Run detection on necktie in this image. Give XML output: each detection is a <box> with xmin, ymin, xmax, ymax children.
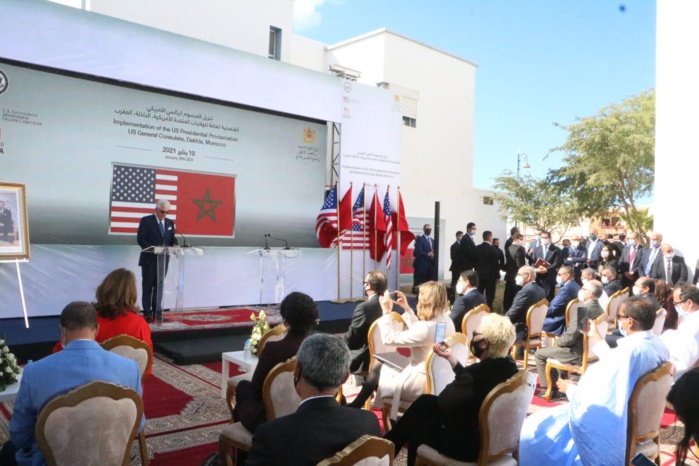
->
<box><xmin>159</xmin><ymin>220</ymin><xmax>165</xmax><ymax>238</ymax></box>
<box><xmin>666</xmin><ymin>259</ymin><xmax>673</xmax><ymax>285</ymax></box>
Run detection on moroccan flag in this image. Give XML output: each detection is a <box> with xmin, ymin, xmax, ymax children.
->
<box><xmin>368</xmin><ymin>188</ymin><xmax>386</xmax><ymax>262</ymax></box>
<box><xmin>340</xmin><ymin>186</ymin><xmax>369</xmax><ymax>249</ymax></box>
<box><xmin>109</xmin><ymin>164</ymin><xmax>235</xmax><ymax>236</ymax></box>
<box><xmin>392</xmin><ymin>190</ymin><xmax>415</xmax><ymax>256</ymax></box>
<box><xmin>316</xmin><ymin>184</ymin><xmax>339</xmax><ymax>248</ymax></box>
<box><xmin>338</xmin><ymin>186</ymin><xmax>354</xmax><ymax>234</ymax></box>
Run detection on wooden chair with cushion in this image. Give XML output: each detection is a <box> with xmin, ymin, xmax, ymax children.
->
<box><xmin>564</xmin><ymin>299</ymin><xmax>580</xmax><ymax>328</ymax></box>
<box><xmin>317</xmin><ymin>434</ymin><xmax>395</xmax><ymax>466</ymax></box>
<box><xmin>461</xmin><ymin>305</ymin><xmax>490</xmax><ymax>364</ymax></box>
<box><xmin>651</xmin><ymin>309</ymin><xmax>666</xmax><ymax>337</ymax></box>
<box><xmin>510</xmin><ymin>299</ymin><xmax>549</xmax><ymax>370</ymax></box>
<box><xmin>36</xmin><ymin>381</ymin><xmax>143</xmax><ymax>466</ymax></box>
<box><xmin>605</xmin><ymin>288</ymin><xmax>629</xmax><ymax>326</ymax></box>
<box><xmin>625</xmin><ymin>361</ymin><xmax>675</xmax><ymax>466</ymax></box>
<box><xmin>382</xmin><ymin>332</ymin><xmax>468</xmax><ymax>433</ymax></box>
<box><xmin>414</xmin><ymin>370</ymin><xmax>537</xmax><ymax>466</ymax></box>
<box><xmin>100</xmin><ymin>334</ymin><xmax>152</xmax><ymax>465</ymax></box>
<box><xmin>219</xmin><ymin>357</ymin><xmax>301</xmax><ymax>466</ymax></box>
<box><xmin>543</xmin><ymin>312</ymin><xmax>609</xmax><ymax>402</ymax></box>
<box><xmin>226</xmin><ymin>324</ymin><xmax>287</xmax><ymax>420</ymax></box>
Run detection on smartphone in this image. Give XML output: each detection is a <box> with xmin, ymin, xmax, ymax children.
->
<box><xmin>630</xmin><ymin>453</ymin><xmax>656</xmax><ymax>466</ymax></box>
<box><xmin>577</xmin><ymin>306</ymin><xmax>589</xmax><ymax>333</ymax></box>
<box><xmin>389</xmin><ymin>291</ymin><xmax>399</xmax><ymax>301</ymax></box>
<box><xmin>434</xmin><ymin>322</ymin><xmax>447</xmax><ymax>344</ymax></box>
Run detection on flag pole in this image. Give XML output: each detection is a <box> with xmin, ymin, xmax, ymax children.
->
<box><xmin>348</xmin><ymin>182</ymin><xmax>354</xmax><ymax>300</ymax></box>
<box><xmin>386</xmin><ymin>184</ymin><xmax>391</xmax><ymax>279</ymax></box>
<box><xmin>373</xmin><ymin>184</ymin><xmax>379</xmax><ymax>269</ymax></box>
<box><xmin>335</xmin><ymin>181</ymin><xmax>342</xmax><ymax>301</ymax></box>
<box><xmin>396</xmin><ymin>186</ymin><xmax>402</xmax><ymax>292</ymax></box>
<box><xmin>362</xmin><ymin>183</ymin><xmax>366</xmax><ymax>299</ymax></box>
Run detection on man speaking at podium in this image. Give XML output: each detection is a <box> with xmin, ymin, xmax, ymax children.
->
<box><xmin>137</xmin><ymin>199</ymin><xmax>178</xmax><ymax>322</ymax></box>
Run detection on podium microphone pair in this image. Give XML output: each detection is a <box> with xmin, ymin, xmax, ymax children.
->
<box><xmin>264</xmin><ymin>234</ymin><xmax>290</xmax><ymax>250</ymax></box>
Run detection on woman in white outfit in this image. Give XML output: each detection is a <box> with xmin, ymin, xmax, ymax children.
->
<box><xmin>349</xmin><ymin>281</ymin><xmax>455</xmax><ymax>415</ymax></box>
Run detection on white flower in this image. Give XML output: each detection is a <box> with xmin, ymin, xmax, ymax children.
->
<box><xmin>7</xmin><ymin>353</ymin><xmax>15</xmax><ymax>362</ymax></box>
<box><xmin>2</xmin><ymin>347</ymin><xmax>8</xmax><ymax>354</ymax></box>
<box><xmin>5</xmin><ymin>367</ymin><xmax>12</xmax><ymax>374</ymax></box>
<box><xmin>0</xmin><ymin>339</ymin><xmax>5</xmax><ymax>346</ymax></box>
<box><xmin>259</xmin><ymin>310</ymin><xmax>266</xmax><ymax>320</ymax></box>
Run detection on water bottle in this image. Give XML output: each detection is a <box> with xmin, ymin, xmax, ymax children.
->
<box><xmin>244</xmin><ymin>339</ymin><xmax>252</xmax><ymax>360</ymax></box>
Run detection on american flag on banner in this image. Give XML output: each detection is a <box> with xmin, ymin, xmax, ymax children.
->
<box><xmin>109</xmin><ymin>164</ymin><xmax>235</xmax><ymax>236</ymax></box>
<box><xmin>340</xmin><ymin>186</ymin><xmax>369</xmax><ymax>249</ymax></box>
<box><xmin>316</xmin><ymin>184</ymin><xmax>339</xmax><ymax>248</ymax></box>
<box><xmin>383</xmin><ymin>188</ymin><xmax>393</xmax><ymax>269</ymax></box>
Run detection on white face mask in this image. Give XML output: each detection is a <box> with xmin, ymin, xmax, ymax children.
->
<box><xmin>541</xmin><ymin>238</ymin><xmax>550</xmax><ymax>246</ymax></box>
<box><xmin>556</xmin><ymin>276</ymin><xmax>564</xmax><ymax>286</ymax></box>
<box><xmin>456</xmin><ymin>281</ymin><xmax>464</xmax><ymax>295</ymax></box>
<box><xmin>676</xmin><ymin>304</ymin><xmax>690</xmax><ymax>320</ymax></box>
<box><xmin>577</xmin><ymin>289</ymin><xmax>588</xmax><ymax>302</ymax></box>
<box><xmin>601</xmin><ymin>276</ymin><xmax>609</xmax><ymax>284</ymax></box>
<box><xmin>618</xmin><ymin>319</ymin><xmax>628</xmax><ymax>337</ymax></box>
<box><xmin>664</xmin><ymin>253</ymin><xmax>674</xmax><ymax>260</ymax></box>
<box><xmin>515</xmin><ymin>276</ymin><xmax>524</xmax><ymax>287</ymax></box>
<box><xmin>601</xmin><ymin>251</ymin><xmax>609</xmax><ymax>259</ymax></box>
<box><xmin>632</xmin><ymin>286</ymin><xmax>641</xmax><ymax>296</ymax></box>
<box><xmin>582</xmin><ymin>279</ymin><xmax>589</xmax><ymax>287</ymax></box>
<box><xmin>572</xmin><ymin>241</ymin><xmax>579</xmax><ymax>248</ymax></box>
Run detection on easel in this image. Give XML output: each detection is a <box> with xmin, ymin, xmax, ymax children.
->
<box><xmin>1</xmin><ymin>259</ymin><xmax>29</xmax><ymax>328</ymax></box>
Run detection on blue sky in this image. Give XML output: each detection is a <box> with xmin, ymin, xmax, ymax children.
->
<box><xmin>293</xmin><ymin>0</ymin><xmax>656</xmax><ymax>191</ymax></box>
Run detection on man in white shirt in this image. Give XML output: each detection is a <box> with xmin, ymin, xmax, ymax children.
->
<box><xmin>661</xmin><ymin>283</ymin><xmax>699</xmax><ymax>380</ymax></box>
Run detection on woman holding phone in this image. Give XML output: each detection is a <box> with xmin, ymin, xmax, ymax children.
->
<box><xmin>348</xmin><ymin>281</ymin><xmax>455</xmax><ymax>415</ymax></box>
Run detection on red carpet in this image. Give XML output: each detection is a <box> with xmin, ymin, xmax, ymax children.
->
<box><xmin>152</xmin><ymin>307</ymin><xmax>282</xmax><ymax>333</ymax></box>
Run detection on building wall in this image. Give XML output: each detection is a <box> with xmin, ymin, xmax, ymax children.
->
<box><xmin>290</xmin><ymin>34</ymin><xmax>327</xmax><ymax>72</ymax></box>
<box><xmin>655</xmin><ymin>0</ymin><xmax>698</xmax><ymax>280</ymax></box>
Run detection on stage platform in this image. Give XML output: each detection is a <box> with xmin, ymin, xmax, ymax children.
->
<box><xmin>0</xmin><ymin>299</ymin><xmax>368</xmax><ymax>365</ymax></box>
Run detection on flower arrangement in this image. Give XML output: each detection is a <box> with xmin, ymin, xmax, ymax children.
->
<box><xmin>249</xmin><ymin>310</ymin><xmax>271</xmax><ymax>356</ymax></box>
<box><xmin>0</xmin><ymin>339</ymin><xmax>22</xmax><ymax>391</ymax></box>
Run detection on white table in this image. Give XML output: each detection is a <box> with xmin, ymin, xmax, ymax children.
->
<box><xmin>221</xmin><ymin>350</ymin><xmax>258</xmax><ymax>398</ymax></box>
<box><xmin>0</xmin><ymin>374</ymin><xmax>22</xmax><ymax>403</ymax></box>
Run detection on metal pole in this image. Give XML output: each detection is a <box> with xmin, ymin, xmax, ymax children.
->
<box><xmin>433</xmin><ymin>201</ymin><xmax>440</xmax><ymax>282</ymax></box>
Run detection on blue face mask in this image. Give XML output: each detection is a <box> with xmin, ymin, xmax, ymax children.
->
<box><xmin>589</xmin><ymin>235</ymin><xmax>597</xmax><ymax>241</ymax></box>
<box><xmin>627</xmin><ymin>239</ymin><xmax>636</xmax><ymax>246</ymax></box>
<box><xmin>676</xmin><ymin>305</ymin><xmax>690</xmax><ymax>320</ymax></box>
<box><xmin>618</xmin><ymin>320</ymin><xmax>628</xmax><ymax>337</ymax></box>
<box><xmin>651</xmin><ymin>240</ymin><xmax>659</xmax><ymax>248</ymax></box>
<box><xmin>556</xmin><ymin>276</ymin><xmax>564</xmax><ymax>286</ymax></box>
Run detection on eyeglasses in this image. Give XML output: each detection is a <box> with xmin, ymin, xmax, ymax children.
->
<box><xmin>618</xmin><ymin>314</ymin><xmax>630</xmax><ymax>320</ymax></box>
<box><xmin>674</xmin><ymin>299</ymin><xmax>687</xmax><ymax>305</ymax></box>
<box><xmin>158</xmin><ymin>209</ymin><xmax>169</xmax><ymax>214</ymax></box>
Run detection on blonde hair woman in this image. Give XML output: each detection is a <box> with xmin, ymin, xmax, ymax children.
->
<box><xmin>349</xmin><ymin>281</ymin><xmax>455</xmax><ymax>414</ymax></box>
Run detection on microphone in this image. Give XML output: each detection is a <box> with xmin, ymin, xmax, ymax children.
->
<box><xmin>271</xmin><ymin>236</ymin><xmax>290</xmax><ymax>249</ymax></box>
<box><xmin>264</xmin><ymin>234</ymin><xmax>270</xmax><ymax>250</ymax></box>
<box><xmin>175</xmin><ymin>228</ymin><xmax>189</xmax><ymax>248</ymax></box>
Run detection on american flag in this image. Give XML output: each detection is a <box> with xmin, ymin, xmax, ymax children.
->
<box><xmin>383</xmin><ymin>189</ymin><xmax>393</xmax><ymax>269</ymax></box>
<box><xmin>340</xmin><ymin>186</ymin><xmax>369</xmax><ymax>248</ymax></box>
<box><xmin>109</xmin><ymin>165</ymin><xmax>178</xmax><ymax>234</ymax></box>
<box><xmin>316</xmin><ymin>184</ymin><xmax>339</xmax><ymax>248</ymax></box>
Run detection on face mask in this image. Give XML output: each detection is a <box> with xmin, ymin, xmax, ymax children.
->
<box><xmin>676</xmin><ymin>305</ymin><xmax>690</xmax><ymax>320</ymax></box>
<box><xmin>589</xmin><ymin>235</ymin><xmax>597</xmax><ymax>241</ymax></box>
<box><xmin>456</xmin><ymin>281</ymin><xmax>464</xmax><ymax>295</ymax></box>
<box><xmin>601</xmin><ymin>251</ymin><xmax>609</xmax><ymax>259</ymax></box>
<box><xmin>536</xmin><ymin>235</ymin><xmax>541</xmax><ymax>241</ymax></box>
<box><xmin>627</xmin><ymin>239</ymin><xmax>636</xmax><ymax>246</ymax></box>
<box><xmin>582</xmin><ymin>279</ymin><xmax>589</xmax><ymax>287</ymax></box>
<box><xmin>651</xmin><ymin>240</ymin><xmax>659</xmax><ymax>248</ymax></box>
<box><xmin>572</xmin><ymin>241</ymin><xmax>579</xmax><ymax>248</ymax></box>
<box><xmin>618</xmin><ymin>320</ymin><xmax>628</xmax><ymax>337</ymax></box>
<box><xmin>542</xmin><ymin>238</ymin><xmax>550</xmax><ymax>246</ymax></box>
<box><xmin>470</xmin><ymin>339</ymin><xmax>487</xmax><ymax>359</ymax></box>
<box><xmin>577</xmin><ymin>290</ymin><xmax>588</xmax><ymax>302</ymax></box>
<box><xmin>664</xmin><ymin>253</ymin><xmax>674</xmax><ymax>260</ymax></box>
<box><xmin>601</xmin><ymin>276</ymin><xmax>609</xmax><ymax>284</ymax></box>
<box><xmin>471</xmin><ymin>230</ymin><xmax>477</xmax><ymax>236</ymax></box>
<box><xmin>425</xmin><ymin>229</ymin><xmax>432</xmax><ymax>236</ymax></box>
<box><xmin>632</xmin><ymin>286</ymin><xmax>641</xmax><ymax>296</ymax></box>
<box><xmin>515</xmin><ymin>276</ymin><xmax>524</xmax><ymax>287</ymax></box>
<box><xmin>556</xmin><ymin>276</ymin><xmax>564</xmax><ymax>286</ymax></box>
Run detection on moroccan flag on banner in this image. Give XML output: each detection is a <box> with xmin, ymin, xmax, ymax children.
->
<box><xmin>392</xmin><ymin>190</ymin><xmax>415</xmax><ymax>256</ymax></box>
<box><xmin>109</xmin><ymin>164</ymin><xmax>236</xmax><ymax>236</ymax></box>
<box><xmin>368</xmin><ymin>188</ymin><xmax>386</xmax><ymax>262</ymax></box>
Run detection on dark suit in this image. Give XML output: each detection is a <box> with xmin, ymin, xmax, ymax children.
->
<box><xmin>506</xmin><ymin>282</ymin><xmax>546</xmax><ymax>342</ymax></box>
<box><xmin>449</xmin><ymin>288</ymin><xmax>487</xmax><ymax>331</ymax></box>
<box><xmin>384</xmin><ymin>357</ymin><xmax>518</xmax><ymax>464</ymax></box>
<box><xmin>603</xmin><ymin>278</ymin><xmax>623</xmax><ymax>297</ymax></box>
<box><xmin>458</xmin><ymin>234</ymin><xmax>476</xmax><ymax>272</ymax></box>
<box><xmin>619</xmin><ymin>244</ymin><xmax>648</xmax><ymax>289</ymax></box>
<box><xmin>0</xmin><ymin>208</ymin><xmax>13</xmax><ymax>242</ymax></box>
<box><xmin>413</xmin><ymin>234</ymin><xmax>435</xmax><ymax>286</ymax></box>
<box><xmin>563</xmin><ymin>245</ymin><xmax>587</xmax><ymax>283</ymax></box>
<box><xmin>344</xmin><ymin>294</ymin><xmax>383</xmax><ymax>373</ymax></box>
<box><xmin>247</xmin><ymin>397</ymin><xmax>380</xmax><ymax>466</ymax></box>
<box><xmin>586</xmin><ymin>240</ymin><xmax>603</xmax><ymax>270</ymax></box>
<box><xmin>449</xmin><ymin>240</ymin><xmax>461</xmax><ymax>287</ymax></box>
<box><xmin>137</xmin><ymin>214</ymin><xmax>178</xmax><ymax>318</ymax></box>
<box><xmin>644</xmin><ymin>246</ymin><xmax>663</xmax><ymax>277</ymax></box>
<box><xmin>535</xmin><ymin>300</ymin><xmax>604</xmax><ymax>387</ymax></box>
<box><xmin>474</xmin><ymin>242</ymin><xmax>500</xmax><ymax>308</ymax></box>
<box><xmin>542</xmin><ymin>279</ymin><xmax>580</xmax><ymax>335</ymax></box>
<box><xmin>504</xmin><ymin>243</ymin><xmax>526</xmax><ymax>312</ymax></box>
<box><xmin>650</xmin><ymin>255</ymin><xmax>688</xmax><ymax>286</ymax></box>
<box><xmin>535</xmin><ymin>245</ymin><xmax>562</xmax><ymax>302</ymax></box>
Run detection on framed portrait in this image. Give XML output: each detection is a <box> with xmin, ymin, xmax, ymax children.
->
<box><xmin>0</xmin><ymin>183</ymin><xmax>30</xmax><ymax>260</ymax></box>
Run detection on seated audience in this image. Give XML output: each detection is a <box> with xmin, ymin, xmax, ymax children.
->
<box><xmin>344</xmin><ymin>271</ymin><xmax>386</xmax><ymax>373</ymax></box>
<box><xmin>505</xmin><ymin>266</ymin><xmax>546</xmax><ymax>343</ymax></box>
<box><xmin>542</xmin><ymin>265</ymin><xmax>579</xmax><ymax>335</ymax></box>
<box><xmin>667</xmin><ymin>367</ymin><xmax>699</xmax><ymax>466</ymax></box>
<box><xmin>234</xmin><ymin>292</ymin><xmax>318</xmax><ymax>433</ymax></box>
<box><xmin>52</xmin><ymin>268</ymin><xmax>153</xmax><ymax>354</ymax></box>
<box><xmin>601</xmin><ymin>265</ymin><xmax>622</xmax><ymax>297</ymax></box>
<box><xmin>580</xmin><ymin>267</ymin><xmax>599</xmax><ymax>285</ymax></box>
<box><xmin>349</xmin><ymin>282</ymin><xmax>455</xmax><ymax>412</ymax></box>
<box><xmin>534</xmin><ymin>280</ymin><xmax>605</xmax><ymax>400</ymax></box>
<box><xmin>654</xmin><ymin>279</ymin><xmax>677</xmax><ymax>330</ymax></box>
<box><xmin>448</xmin><ymin>270</ymin><xmax>487</xmax><ymax>330</ymax></box>
<box><xmin>9</xmin><ymin>302</ymin><xmax>143</xmax><ymax>466</ymax></box>
<box><xmin>246</xmin><ymin>334</ymin><xmax>380</xmax><ymax>466</ymax></box>
<box><xmin>607</xmin><ymin>276</ymin><xmax>662</xmax><ymax>348</ymax></box>
<box><xmin>383</xmin><ymin>313</ymin><xmax>517</xmax><ymax>466</ymax></box>
<box><xmin>520</xmin><ymin>296</ymin><xmax>669</xmax><ymax>465</ymax></box>
<box><xmin>660</xmin><ymin>283</ymin><xmax>699</xmax><ymax>380</ymax></box>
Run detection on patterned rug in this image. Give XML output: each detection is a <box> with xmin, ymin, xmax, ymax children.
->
<box><xmin>151</xmin><ymin>307</ymin><xmax>281</xmax><ymax>333</ymax></box>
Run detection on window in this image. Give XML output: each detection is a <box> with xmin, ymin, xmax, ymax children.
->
<box><xmin>482</xmin><ymin>196</ymin><xmax>494</xmax><ymax>206</ymax></box>
<box><xmin>402</xmin><ymin>116</ymin><xmax>417</xmax><ymax>128</ymax></box>
<box><xmin>269</xmin><ymin>27</ymin><xmax>281</xmax><ymax>60</ymax></box>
